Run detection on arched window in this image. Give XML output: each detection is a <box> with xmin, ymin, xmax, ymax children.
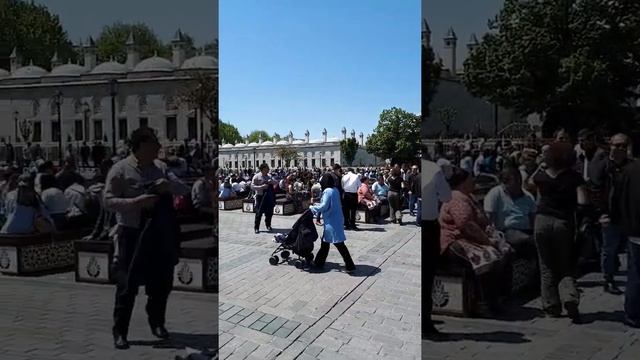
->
<box><xmin>138</xmin><ymin>95</ymin><xmax>148</xmax><ymax>112</ymax></box>
<box><xmin>165</xmin><ymin>95</ymin><xmax>177</xmax><ymax>111</ymax></box>
<box><xmin>92</xmin><ymin>97</ymin><xmax>102</xmax><ymax>113</ymax></box>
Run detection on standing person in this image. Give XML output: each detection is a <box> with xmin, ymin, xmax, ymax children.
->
<box><xmin>422</xmin><ymin>159</ymin><xmax>451</xmax><ymax>339</ymax></box>
<box><xmin>618</xmin><ymin>158</ymin><xmax>640</xmax><ymax>328</ymax></box>
<box><xmin>310</xmin><ymin>173</ymin><xmax>356</xmax><ymax>273</ymax></box>
<box><xmin>104</xmin><ymin>127</ymin><xmax>188</xmax><ymax>349</ymax></box>
<box><xmin>80</xmin><ymin>141</ymin><xmax>91</xmax><ymax>167</ymax></box>
<box><xmin>341</xmin><ymin>168</ymin><xmax>360</xmax><ymax>230</ymax></box>
<box><xmin>407</xmin><ymin>165</ymin><xmax>420</xmax><ymax>217</ymax></box>
<box><xmin>532</xmin><ymin>141</ymin><xmax>587</xmax><ymax>323</ymax></box>
<box><xmin>589</xmin><ymin>133</ymin><xmax>632</xmax><ymax>295</ymax></box>
<box><xmin>4</xmin><ymin>140</ymin><xmax>14</xmax><ymax>166</ymax></box>
<box><xmin>387</xmin><ymin>165</ymin><xmax>405</xmax><ymax>225</ymax></box>
<box><xmin>251</xmin><ymin>163</ymin><xmax>276</xmax><ymax>234</ymax></box>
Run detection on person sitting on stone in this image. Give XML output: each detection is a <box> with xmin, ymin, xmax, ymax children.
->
<box><xmin>34</xmin><ymin>160</ymin><xmax>55</xmax><ymax>195</ymax></box>
<box><xmin>192</xmin><ymin>165</ymin><xmax>215</xmax><ymax>219</ymax></box>
<box><xmin>1</xmin><ymin>174</ymin><xmax>55</xmax><ymax>234</ymax></box>
<box><xmin>40</xmin><ymin>174</ymin><xmax>70</xmax><ymax>230</ymax></box>
<box><xmin>372</xmin><ymin>175</ymin><xmax>389</xmax><ymax>204</ymax></box>
<box><xmin>56</xmin><ymin>156</ymin><xmax>82</xmax><ymax>191</ymax></box>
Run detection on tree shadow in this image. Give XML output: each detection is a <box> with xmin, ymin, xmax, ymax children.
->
<box><xmin>425</xmin><ymin>330</ymin><xmax>530</xmax><ymax>343</ymax></box>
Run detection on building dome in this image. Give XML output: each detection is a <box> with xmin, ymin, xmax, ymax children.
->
<box><xmin>50</xmin><ymin>63</ymin><xmax>87</xmax><ymax>77</ymax></box>
<box><xmin>309</xmin><ymin>139</ymin><xmax>323</xmax><ymax>144</ymax></box>
<box><xmin>247</xmin><ymin>142</ymin><xmax>259</xmax><ymax>147</ymax></box>
<box><xmin>0</xmin><ymin>68</ymin><xmax>9</xmax><ymax>78</ymax></box>
<box><xmin>221</xmin><ymin>143</ymin><xmax>234</xmax><ymax>148</ymax></box>
<box><xmin>276</xmin><ymin>140</ymin><xmax>289</xmax><ymax>145</ymax></box>
<box><xmin>261</xmin><ymin>141</ymin><xmax>274</xmax><ymax>146</ymax></box>
<box><xmin>327</xmin><ymin>137</ymin><xmax>340</xmax><ymax>142</ymax></box>
<box><xmin>134</xmin><ymin>56</ymin><xmax>175</xmax><ymax>72</ymax></box>
<box><xmin>11</xmin><ymin>64</ymin><xmax>48</xmax><ymax>78</ymax></box>
<box><xmin>292</xmin><ymin>140</ymin><xmax>304</xmax><ymax>145</ymax></box>
<box><xmin>234</xmin><ymin>143</ymin><xmax>246</xmax><ymax>148</ymax></box>
<box><xmin>91</xmin><ymin>61</ymin><xmax>127</xmax><ymax>74</ymax></box>
<box><xmin>181</xmin><ymin>55</ymin><xmax>218</xmax><ymax>70</ymax></box>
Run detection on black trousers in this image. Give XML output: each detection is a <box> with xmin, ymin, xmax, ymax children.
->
<box><xmin>113</xmin><ymin>227</ymin><xmax>174</xmax><ymax>336</ymax></box>
<box><xmin>254</xmin><ymin>194</ymin><xmax>273</xmax><ymax>230</ymax></box>
<box><xmin>422</xmin><ymin>219</ymin><xmax>440</xmax><ymax>332</ymax></box>
<box><xmin>314</xmin><ymin>241</ymin><xmax>355</xmax><ymax>270</ymax></box>
<box><xmin>343</xmin><ymin>192</ymin><xmax>358</xmax><ymax>228</ymax></box>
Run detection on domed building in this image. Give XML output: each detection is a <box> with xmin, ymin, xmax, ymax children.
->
<box><xmin>0</xmin><ymin>29</ymin><xmax>217</xmax><ymax>161</ymax></box>
<box><xmin>219</xmin><ymin>128</ymin><xmax>378</xmax><ymax>170</ymax></box>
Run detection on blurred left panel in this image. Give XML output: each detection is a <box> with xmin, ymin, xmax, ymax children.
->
<box><xmin>0</xmin><ymin>0</ymin><xmax>218</xmax><ymax>358</ymax></box>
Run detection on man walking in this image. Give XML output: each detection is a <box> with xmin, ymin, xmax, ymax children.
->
<box><xmin>341</xmin><ymin>167</ymin><xmax>361</xmax><ymax>230</ymax></box>
<box><xmin>252</xmin><ymin>163</ymin><xmax>276</xmax><ymax>233</ymax></box>
<box><xmin>407</xmin><ymin>165</ymin><xmax>420</xmax><ymax>217</ymax></box>
<box><xmin>422</xmin><ymin>159</ymin><xmax>451</xmax><ymax>339</ymax></box>
<box><xmin>105</xmin><ymin>127</ymin><xmax>188</xmax><ymax>349</ymax></box>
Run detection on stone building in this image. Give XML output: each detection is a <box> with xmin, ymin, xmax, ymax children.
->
<box><xmin>0</xmin><ymin>30</ymin><xmax>218</xmax><ymax>161</ymax></box>
<box><xmin>220</xmin><ymin>128</ymin><xmax>379</xmax><ymax>170</ymax></box>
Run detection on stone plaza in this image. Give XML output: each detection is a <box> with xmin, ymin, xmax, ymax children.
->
<box><xmin>218</xmin><ymin>209</ymin><xmax>422</xmax><ymax>359</ymax></box>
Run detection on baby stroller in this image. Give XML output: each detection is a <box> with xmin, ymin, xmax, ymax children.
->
<box><xmin>269</xmin><ymin>209</ymin><xmax>318</xmax><ymax>268</ymax></box>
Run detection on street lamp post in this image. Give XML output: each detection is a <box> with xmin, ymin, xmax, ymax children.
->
<box><xmin>109</xmin><ymin>79</ymin><xmax>118</xmax><ymax>156</ymax></box>
<box><xmin>53</xmin><ymin>91</ymin><xmax>63</xmax><ymax>163</ymax></box>
<box><xmin>82</xmin><ymin>101</ymin><xmax>90</xmax><ymax>142</ymax></box>
<box><xmin>13</xmin><ymin>111</ymin><xmax>18</xmax><ymax>142</ymax></box>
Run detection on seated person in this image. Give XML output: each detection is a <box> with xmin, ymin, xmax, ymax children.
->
<box><xmin>166</xmin><ymin>147</ymin><xmax>188</xmax><ymax>177</ymax></box>
<box><xmin>484</xmin><ymin>167</ymin><xmax>537</xmax><ymax>258</ymax></box>
<box><xmin>371</xmin><ymin>175</ymin><xmax>389</xmax><ymax>204</ymax></box>
<box><xmin>357</xmin><ymin>178</ymin><xmax>379</xmax><ymax>210</ymax></box>
<box><xmin>439</xmin><ymin>167</ymin><xmax>512</xmax><ymax>315</ymax></box>
<box><xmin>218</xmin><ymin>180</ymin><xmax>236</xmax><ymax>201</ymax></box>
<box><xmin>310</xmin><ymin>179</ymin><xmax>322</xmax><ymax>203</ymax></box>
<box><xmin>192</xmin><ymin>165</ymin><xmax>215</xmax><ymax>218</ymax></box>
<box><xmin>56</xmin><ymin>156</ymin><xmax>83</xmax><ymax>191</ymax></box>
<box><xmin>1</xmin><ymin>175</ymin><xmax>55</xmax><ymax>234</ymax></box>
<box><xmin>64</xmin><ymin>178</ymin><xmax>92</xmax><ymax>221</ymax></box>
<box><xmin>40</xmin><ymin>174</ymin><xmax>71</xmax><ymax>230</ymax></box>
<box><xmin>34</xmin><ymin>160</ymin><xmax>55</xmax><ymax>194</ymax></box>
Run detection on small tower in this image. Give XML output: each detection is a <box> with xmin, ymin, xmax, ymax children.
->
<box><xmin>171</xmin><ymin>29</ymin><xmax>186</xmax><ymax>67</ymax></box>
<box><xmin>304</xmin><ymin>129</ymin><xmax>310</xmax><ymax>143</ymax></box>
<box><xmin>350</xmin><ymin>129</ymin><xmax>356</xmax><ymax>139</ymax></box>
<box><xmin>125</xmin><ymin>32</ymin><xmax>140</xmax><ymax>69</ymax></box>
<box><xmin>84</xmin><ymin>37</ymin><xmax>97</xmax><ymax>70</ymax></box>
<box><xmin>288</xmin><ymin>131</ymin><xmax>293</xmax><ymax>144</ymax></box>
<box><xmin>443</xmin><ymin>27</ymin><xmax>457</xmax><ymax>76</ymax></box>
<box><xmin>51</xmin><ymin>51</ymin><xmax>62</xmax><ymax>69</ymax></box>
<box><xmin>359</xmin><ymin>132</ymin><xmax>364</xmax><ymax>146</ymax></box>
<box><xmin>467</xmin><ymin>33</ymin><xmax>480</xmax><ymax>53</ymax></box>
<box><xmin>322</xmin><ymin>128</ymin><xmax>327</xmax><ymax>143</ymax></box>
<box><xmin>422</xmin><ymin>19</ymin><xmax>431</xmax><ymax>49</ymax></box>
<box><xmin>341</xmin><ymin>127</ymin><xmax>347</xmax><ymax>140</ymax></box>
<box><xmin>9</xmin><ymin>47</ymin><xmax>21</xmax><ymax>73</ymax></box>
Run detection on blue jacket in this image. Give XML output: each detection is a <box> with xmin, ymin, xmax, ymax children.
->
<box><xmin>310</xmin><ymin>187</ymin><xmax>346</xmax><ymax>243</ymax></box>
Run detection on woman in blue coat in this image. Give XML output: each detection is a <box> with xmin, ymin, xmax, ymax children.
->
<box><xmin>310</xmin><ymin>173</ymin><xmax>356</xmax><ymax>273</ymax></box>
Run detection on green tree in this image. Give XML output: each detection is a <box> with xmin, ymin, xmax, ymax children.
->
<box><xmin>247</xmin><ymin>130</ymin><xmax>271</xmax><ymax>143</ymax></box>
<box><xmin>422</xmin><ymin>43</ymin><xmax>441</xmax><ymax>119</ymax></box>
<box><xmin>436</xmin><ymin>106</ymin><xmax>458</xmax><ymax>136</ymax></box>
<box><xmin>177</xmin><ymin>71</ymin><xmax>218</xmax><ymax>149</ymax></box>
<box><xmin>366</xmin><ymin>107</ymin><xmax>421</xmax><ymax>163</ymax></box>
<box><xmin>220</xmin><ymin>121</ymin><xmax>242</xmax><ymax>145</ymax></box>
<box><xmin>340</xmin><ymin>137</ymin><xmax>359</xmax><ymax>166</ymax></box>
<box><xmin>275</xmin><ymin>146</ymin><xmax>300</xmax><ymax>167</ymax></box>
<box><xmin>96</xmin><ymin>22</ymin><xmax>170</xmax><ymax>63</ymax></box>
<box><xmin>0</xmin><ymin>0</ymin><xmax>76</xmax><ymax>70</ymax></box>
<box><xmin>463</xmin><ymin>0</ymin><xmax>640</xmax><ymax>134</ymax></box>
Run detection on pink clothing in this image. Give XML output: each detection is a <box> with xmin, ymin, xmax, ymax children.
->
<box><xmin>357</xmin><ymin>183</ymin><xmax>375</xmax><ymax>204</ymax></box>
<box><xmin>439</xmin><ymin>190</ymin><xmax>490</xmax><ymax>255</ymax></box>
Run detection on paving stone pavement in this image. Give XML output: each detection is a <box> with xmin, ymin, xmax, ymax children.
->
<box><xmin>424</xmin><ymin>258</ymin><xmax>640</xmax><ymax>360</ymax></box>
<box><xmin>0</xmin><ymin>271</ymin><xmax>217</xmax><ymax>360</ymax></box>
<box><xmin>219</xmin><ymin>209</ymin><xmax>422</xmax><ymax>359</ymax></box>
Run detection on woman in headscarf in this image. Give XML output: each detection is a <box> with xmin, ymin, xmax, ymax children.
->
<box><xmin>1</xmin><ymin>174</ymin><xmax>54</xmax><ymax>234</ymax></box>
<box><xmin>310</xmin><ymin>173</ymin><xmax>356</xmax><ymax>273</ymax></box>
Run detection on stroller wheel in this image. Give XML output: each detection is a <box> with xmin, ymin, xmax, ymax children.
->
<box><xmin>269</xmin><ymin>256</ymin><xmax>279</xmax><ymax>265</ymax></box>
<box><xmin>294</xmin><ymin>259</ymin><xmax>303</xmax><ymax>269</ymax></box>
<box><xmin>281</xmin><ymin>251</ymin><xmax>290</xmax><ymax>259</ymax></box>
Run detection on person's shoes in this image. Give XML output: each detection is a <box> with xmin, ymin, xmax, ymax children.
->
<box><xmin>266</xmin><ymin>226</ymin><xmax>273</xmax><ymax>232</ymax></box>
<box><xmin>254</xmin><ymin>228</ymin><xmax>259</xmax><ymax>234</ymax></box>
<box><xmin>422</xmin><ymin>323</ymin><xmax>447</xmax><ymax>341</ymax></box>
<box><xmin>150</xmin><ymin>325</ymin><xmax>170</xmax><ymax>339</ymax></box>
<box><xmin>345</xmin><ymin>266</ymin><xmax>356</xmax><ymax>274</ymax></box>
<box><xmin>351</xmin><ymin>226</ymin><xmax>360</xmax><ymax>231</ymax></box>
<box><xmin>624</xmin><ymin>316</ymin><xmax>640</xmax><ymax>328</ymax></box>
<box><xmin>113</xmin><ymin>330</ymin><xmax>130</xmax><ymax>350</ymax></box>
<box><xmin>398</xmin><ymin>219</ymin><xmax>403</xmax><ymax>226</ymax></box>
<box><xmin>543</xmin><ymin>309</ymin><xmax>563</xmax><ymax>318</ymax></box>
<box><xmin>604</xmin><ymin>281</ymin><xmax>623</xmax><ymax>295</ymax></box>
<box><xmin>565</xmin><ymin>302</ymin><xmax>582</xmax><ymax>324</ymax></box>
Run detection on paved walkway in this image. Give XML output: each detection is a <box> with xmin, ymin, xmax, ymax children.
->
<box><xmin>0</xmin><ymin>271</ymin><xmax>217</xmax><ymax>360</ymax></box>
<box><xmin>219</xmin><ymin>209</ymin><xmax>422</xmax><ymax>359</ymax></box>
<box><xmin>425</xmin><ymin>257</ymin><xmax>640</xmax><ymax>360</ymax></box>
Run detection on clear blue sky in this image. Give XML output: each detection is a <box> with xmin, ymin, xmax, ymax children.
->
<box><xmin>424</xmin><ymin>0</ymin><xmax>503</xmax><ymax>65</ymax></box>
<box><xmin>34</xmin><ymin>0</ymin><xmax>218</xmax><ymax>45</ymax></box>
<box><xmin>220</xmin><ymin>0</ymin><xmax>420</xmax><ymax>140</ymax></box>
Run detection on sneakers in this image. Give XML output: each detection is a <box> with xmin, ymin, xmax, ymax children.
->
<box><xmin>604</xmin><ymin>280</ymin><xmax>623</xmax><ymax>295</ymax></box>
<box><xmin>565</xmin><ymin>302</ymin><xmax>582</xmax><ymax>324</ymax></box>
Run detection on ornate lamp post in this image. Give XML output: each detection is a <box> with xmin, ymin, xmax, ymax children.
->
<box><xmin>13</xmin><ymin>111</ymin><xmax>18</xmax><ymax>142</ymax></box>
<box><xmin>82</xmin><ymin>101</ymin><xmax>90</xmax><ymax>142</ymax></box>
<box><xmin>52</xmin><ymin>91</ymin><xmax>63</xmax><ymax>163</ymax></box>
<box><xmin>109</xmin><ymin>79</ymin><xmax>118</xmax><ymax>156</ymax></box>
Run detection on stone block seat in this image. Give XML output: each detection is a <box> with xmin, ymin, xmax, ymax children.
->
<box><xmin>74</xmin><ymin>222</ymin><xmax>214</xmax><ymax>290</ymax></box>
<box><xmin>432</xmin><ymin>250</ymin><xmax>539</xmax><ymax>317</ymax></box>
<box><xmin>242</xmin><ymin>198</ymin><xmax>255</xmax><ymax>213</ymax></box>
<box><xmin>0</xmin><ymin>227</ymin><xmax>92</xmax><ymax>276</ymax></box>
<box><xmin>174</xmin><ymin>238</ymin><xmax>217</xmax><ymax>293</ymax></box>
<box><xmin>218</xmin><ymin>198</ymin><xmax>243</xmax><ymax>210</ymax></box>
<box><xmin>355</xmin><ymin>203</ymin><xmax>390</xmax><ymax>224</ymax></box>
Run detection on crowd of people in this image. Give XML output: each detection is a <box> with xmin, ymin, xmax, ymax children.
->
<box><xmin>423</xmin><ymin>127</ymin><xmax>640</xmax><ymax>340</ymax></box>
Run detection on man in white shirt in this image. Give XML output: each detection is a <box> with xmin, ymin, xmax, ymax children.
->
<box><xmin>341</xmin><ymin>168</ymin><xmax>361</xmax><ymax>230</ymax></box>
<box><xmin>421</xmin><ymin>159</ymin><xmax>452</xmax><ymax>339</ymax></box>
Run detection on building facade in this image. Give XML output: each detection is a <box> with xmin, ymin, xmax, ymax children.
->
<box><xmin>220</xmin><ymin>129</ymin><xmax>379</xmax><ymax>170</ymax></box>
<box><xmin>0</xmin><ymin>30</ymin><xmax>217</xmax><ymax>160</ymax></box>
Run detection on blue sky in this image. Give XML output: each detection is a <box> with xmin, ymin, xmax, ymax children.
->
<box><xmin>220</xmin><ymin>0</ymin><xmax>420</xmax><ymax>140</ymax></box>
<box><xmin>424</xmin><ymin>0</ymin><xmax>503</xmax><ymax>65</ymax></box>
<box><xmin>34</xmin><ymin>0</ymin><xmax>218</xmax><ymax>45</ymax></box>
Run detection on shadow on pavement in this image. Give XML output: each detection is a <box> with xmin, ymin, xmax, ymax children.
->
<box><xmin>307</xmin><ymin>262</ymin><xmax>382</xmax><ymax>277</ymax></box>
<box><xmin>355</xmin><ymin>227</ymin><xmax>387</xmax><ymax>232</ymax></box>
<box><xmin>494</xmin><ymin>306</ymin><xmax>545</xmax><ymax>321</ymax></box>
<box><xmin>426</xmin><ymin>330</ymin><xmax>530</xmax><ymax>344</ymax></box>
<box><xmin>580</xmin><ymin>310</ymin><xmax>626</xmax><ymax>324</ymax></box>
<box><xmin>578</xmin><ymin>279</ymin><xmax>626</xmax><ymax>288</ymax></box>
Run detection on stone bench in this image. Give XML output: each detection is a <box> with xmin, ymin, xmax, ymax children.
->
<box><xmin>174</xmin><ymin>238</ymin><xmax>217</xmax><ymax>293</ymax></box>
<box><xmin>355</xmin><ymin>204</ymin><xmax>389</xmax><ymax>224</ymax></box>
<box><xmin>218</xmin><ymin>198</ymin><xmax>243</xmax><ymax>210</ymax></box>
<box><xmin>0</xmin><ymin>227</ymin><xmax>92</xmax><ymax>276</ymax></box>
<box><xmin>274</xmin><ymin>198</ymin><xmax>310</xmax><ymax>216</ymax></box>
<box><xmin>74</xmin><ymin>223</ymin><xmax>214</xmax><ymax>288</ymax></box>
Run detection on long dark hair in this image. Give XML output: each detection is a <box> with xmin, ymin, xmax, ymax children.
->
<box><xmin>319</xmin><ymin>173</ymin><xmax>335</xmax><ymax>190</ymax></box>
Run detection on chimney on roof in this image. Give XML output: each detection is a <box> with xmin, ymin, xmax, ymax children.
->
<box><xmin>51</xmin><ymin>51</ymin><xmax>62</xmax><ymax>69</ymax></box>
<box><xmin>125</xmin><ymin>32</ymin><xmax>140</xmax><ymax>69</ymax></box>
<box><xmin>84</xmin><ymin>37</ymin><xmax>97</xmax><ymax>70</ymax></box>
<box><xmin>10</xmin><ymin>47</ymin><xmax>21</xmax><ymax>73</ymax></box>
<box><xmin>171</xmin><ymin>29</ymin><xmax>186</xmax><ymax>67</ymax></box>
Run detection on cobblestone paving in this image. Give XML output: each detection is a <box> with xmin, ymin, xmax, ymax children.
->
<box><xmin>0</xmin><ymin>271</ymin><xmax>217</xmax><ymax>360</ymax></box>
<box><xmin>219</xmin><ymin>209</ymin><xmax>422</xmax><ymax>359</ymax></box>
<box><xmin>425</xmin><ymin>259</ymin><xmax>640</xmax><ymax>360</ymax></box>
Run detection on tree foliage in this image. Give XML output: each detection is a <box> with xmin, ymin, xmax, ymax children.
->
<box><xmin>275</xmin><ymin>146</ymin><xmax>300</xmax><ymax>167</ymax></box>
<box><xmin>0</xmin><ymin>0</ymin><xmax>76</xmax><ymax>70</ymax></box>
<box><xmin>220</xmin><ymin>121</ymin><xmax>242</xmax><ymax>145</ymax></box>
<box><xmin>96</xmin><ymin>22</ymin><xmax>170</xmax><ymax>62</ymax></box>
<box><xmin>422</xmin><ymin>43</ymin><xmax>441</xmax><ymax>119</ymax></box>
<box><xmin>463</xmin><ymin>0</ymin><xmax>640</xmax><ymax>134</ymax></box>
<box><xmin>366</xmin><ymin>107</ymin><xmax>421</xmax><ymax>162</ymax></box>
<box><xmin>177</xmin><ymin>71</ymin><xmax>218</xmax><ymax>145</ymax></box>
<box><xmin>340</xmin><ymin>137</ymin><xmax>359</xmax><ymax>166</ymax></box>
<box><xmin>436</xmin><ymin>106</ymin><xmax>458</xmax><ymax>136</ymax></box>
<box><xmin>247</xmin><ymin>130</ymin><xmax>271</xmax><ymax>144</ymax></box>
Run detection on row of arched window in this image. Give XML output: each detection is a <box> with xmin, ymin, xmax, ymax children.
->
<box><xmin>31</xmin><ymin>95</ymin><xmax>178</xmax><ymax>117</ymax></box>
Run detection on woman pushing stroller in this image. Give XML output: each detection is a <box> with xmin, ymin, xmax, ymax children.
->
<box><xmin>309</xmin><ymin>173</ymin><xmax>356</xmax><ymax>274</ymax></box>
